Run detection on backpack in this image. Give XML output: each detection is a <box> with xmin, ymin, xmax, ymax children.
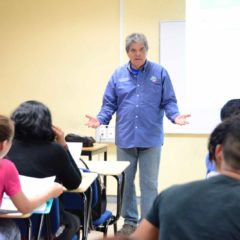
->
<box><xmin>79</xmin><ymin>158</ymin><xmax>107</xmax><ymax>220</ymax></box>
<box><xmin>65</xmin><ymin>133</ymin><xmax>96</xmax><ymax>147</ymax></box>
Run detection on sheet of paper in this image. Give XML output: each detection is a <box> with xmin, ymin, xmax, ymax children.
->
<box><xmin>0</xmin><ymin>175</ymin><xmax>55</xmax><ymax>214</ymax></box>
<box><xmin>67</xmin><ymin>142</ymin><xmax>83</xmax><ymax>166</ymax></box>
<box><xmin>19</xmin><ymin>175</ymin><xmax>55</xmax><ymax>197</ymax></box>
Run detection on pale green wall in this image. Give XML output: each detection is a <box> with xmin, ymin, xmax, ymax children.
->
<box><xmin>0</xmin><ymin>0</ymin><xmax>208</xmax><ymax>195</ymax></box>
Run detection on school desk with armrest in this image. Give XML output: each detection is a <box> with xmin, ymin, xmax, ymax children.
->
<box><xmin>72</xmin><ymin>160</ymin><xmax>130</xmax><ymax>235</ymax></box>
<box><xmin>84</xmin><ymin>160</ymin><xmax>130</xmax><ymax>233</ymax></box>
<box><xmin>67</xmin><ymin>144</ymin><xmax>129</xmax><ymax>235</ymax></box>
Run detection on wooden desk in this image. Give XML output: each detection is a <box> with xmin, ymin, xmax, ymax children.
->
<box><xmin>81</xmin><ymin>143</ymin><xmax>108</xmax><ymax>161</ymax></box>
<box><xmin>65</xmin><ymin>171</ymin><xmax>98</xmax><ymax>240</ymax></box>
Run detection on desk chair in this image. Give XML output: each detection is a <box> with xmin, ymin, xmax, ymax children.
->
<box><xmin>90</xmin><ymin>173</ymin><xmax>125</xmax><ymax>236</ymax></box>
<box><xmin>66</xmin><ymin>143</ymin><xmax>127</xmax><ymax>237</ymax></box>
<box><xmin>79</xmin><ymin>160</ymin><xmax>129</xmax><ymax>236</ymax></box>
<box><xmin>61</xmin><ymin>168</ymin><xmax>125</xmax><ymax>237</ymax></box>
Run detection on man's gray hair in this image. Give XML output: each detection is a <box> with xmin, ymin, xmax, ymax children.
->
<box><xmin>125</xmin><ymin>33</ymin><xmax>149</xmax><ymax>53</ymax></box>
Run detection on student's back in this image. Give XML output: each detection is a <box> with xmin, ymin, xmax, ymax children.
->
<box><xmin>8</xmin><ymin>140</ymin><xmax>81</xmax><ymax>189</ymax></box>
<box><xmin>148</xmin><ymin>175</ymin><xmax>240</xmax><ymax>240</ymax></box>
<box><xmin>7</xmin><ymin>100</ymin><xmax>82</xmax><ymax>240</ymax></box>
<box><xmin>132</xmin><ymin>116</ymin><xmax>240</xmax><ymax>240</ymax></box>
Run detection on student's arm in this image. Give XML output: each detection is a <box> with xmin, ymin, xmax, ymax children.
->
<box><xmin>131</xmin><ymin>219</ymin><xmax>159</xmax><ymax>240</ymax></box>
<box><xmin>10</xmin><ymin>182</ymin><xmax>64</xmax><ymax>214</ymax></box>
<box><xmin>52</xmin><ymin>125</ymin><xmax>82</xmax><ymax>189</ymax></box>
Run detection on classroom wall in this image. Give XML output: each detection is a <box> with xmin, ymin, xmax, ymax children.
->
<box><xmin>0</xmin><ymin>0</ymin><xmax>119</xmax><ymax>135</ymax></box>
<box><xmin>0</xmin><ymin>0</ymin><xmax>208</xmax><ymax>195</ymax></box>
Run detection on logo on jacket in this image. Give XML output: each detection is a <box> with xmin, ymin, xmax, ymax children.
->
<box><xmin>149</xmin><ymin>76</ymin><xmax>158</xmax><ymax>82</ymax></box>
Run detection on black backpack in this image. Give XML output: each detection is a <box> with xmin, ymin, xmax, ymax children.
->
<box><xmin>65</xmin><ymin>133</ymin><xmax>96</xmax><ymax>147</ymax></box>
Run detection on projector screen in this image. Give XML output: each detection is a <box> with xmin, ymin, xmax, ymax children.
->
<box><xmin>162</xmin><ymin>0</ymin><xmax>240</xmax><ymax>134</ymax></box>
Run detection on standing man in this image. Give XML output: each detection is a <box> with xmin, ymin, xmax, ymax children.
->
<box><xmin>86</xmin><ymin>33</ymin><xmax>190</xmax><ymax>235</ymax></box>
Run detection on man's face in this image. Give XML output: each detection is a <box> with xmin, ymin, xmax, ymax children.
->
<box><xmin>127</xmin><ymin>42</ymin><xmax>147</xmax><ymax>69</ymax></box>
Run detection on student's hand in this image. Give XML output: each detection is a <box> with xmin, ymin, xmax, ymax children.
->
<box><xmin>85</xmin><ymin>115</ymin><xmax>101</xmax><ymax>128</ymax></box>
<box><xmin>174</xmin><ymin>114</ymin><xmax>191</xmax><ymax>125</ymax></box>
<box><xmin>49</xmin><ymin>182</ymin><xmax>66</xmax><ymax>198</ymax></box>
<box><xmin>52</xmin><ymin>125</ymin><xmax>67</xmax><ymax>147</ymax></box>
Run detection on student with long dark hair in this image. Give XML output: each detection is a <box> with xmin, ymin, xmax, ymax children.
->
<box><xmin>7</xmin><ymin>100</ymin><xmax>82</xmax><ymax>239</ymax></box>
<box><xmin>0</xmin><ymin>114</ymin><xmax>64</xmax><ymax>239</ymax></box>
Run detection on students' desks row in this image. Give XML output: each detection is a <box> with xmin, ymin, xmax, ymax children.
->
<box><xmin>0</xmin><ymin>160</ymin><xmax>130</xmax><ymax>240</ymax></box>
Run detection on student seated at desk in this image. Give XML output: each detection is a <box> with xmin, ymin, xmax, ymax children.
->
<box><xmin>7</xmin><ymin>100</ymin><xmax>82</xmax><ymax>240</ymax></box>
<box><xmin>131</xmin><ymin>115</ymin><xmax>240</xmax><ymax>240</ymax></box>
<box><xmin>206</xmin><ymin>99</ymin><xmax>240</xmax><ymax>178</ymax></box>
<box><xmin>0</xmin><ymin>114</ymin><xmax>64</xmax><ymax>240</ymax></box>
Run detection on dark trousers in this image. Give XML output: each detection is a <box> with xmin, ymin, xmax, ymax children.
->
<box><xmin>58</xmin><ymin>202</ymin><xmax>81</xmax><ymax>240</ymax></box>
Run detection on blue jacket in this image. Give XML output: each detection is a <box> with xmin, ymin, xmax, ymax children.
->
<box><xmin>97</xmin><ymin>60</ymin><xmax>180</xmax><ymax>148</ymax></box>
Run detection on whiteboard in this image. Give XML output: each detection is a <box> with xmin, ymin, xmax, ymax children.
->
<box><xmin>160</xmin><ymin>20</ymin><xmax>220</xmax><ymax>134</ymax></box>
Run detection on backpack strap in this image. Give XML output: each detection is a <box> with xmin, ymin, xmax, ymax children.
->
<box><xmin>79</xmin><ymin>158</ymin><xmax>89</xmax><ymax>169</ymax></box>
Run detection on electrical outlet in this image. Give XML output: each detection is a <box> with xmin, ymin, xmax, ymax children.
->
<box><xmin>96</xmin><ymin>125</ymin><xmax>115</xmax><ymax>143</ymax></box>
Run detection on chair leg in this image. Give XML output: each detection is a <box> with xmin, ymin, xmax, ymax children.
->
<box><xmin>103</xmin><ymin>227</ymin><xmax>108</xmax><ymax>236</ymax></box>
<box><xmin>37</xmin><ymin>214</ymin><xmax>45</xmax><ymax>240</ymax></box>
<box><xmin>27</xmin><ymin>218</ymin><xmax>32</xmax><ymax>240</ymax></box>
<box><xmin>113</xmin><ymin>223</ymin><xmax>117</xmax><ymax>234</ymax></box>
